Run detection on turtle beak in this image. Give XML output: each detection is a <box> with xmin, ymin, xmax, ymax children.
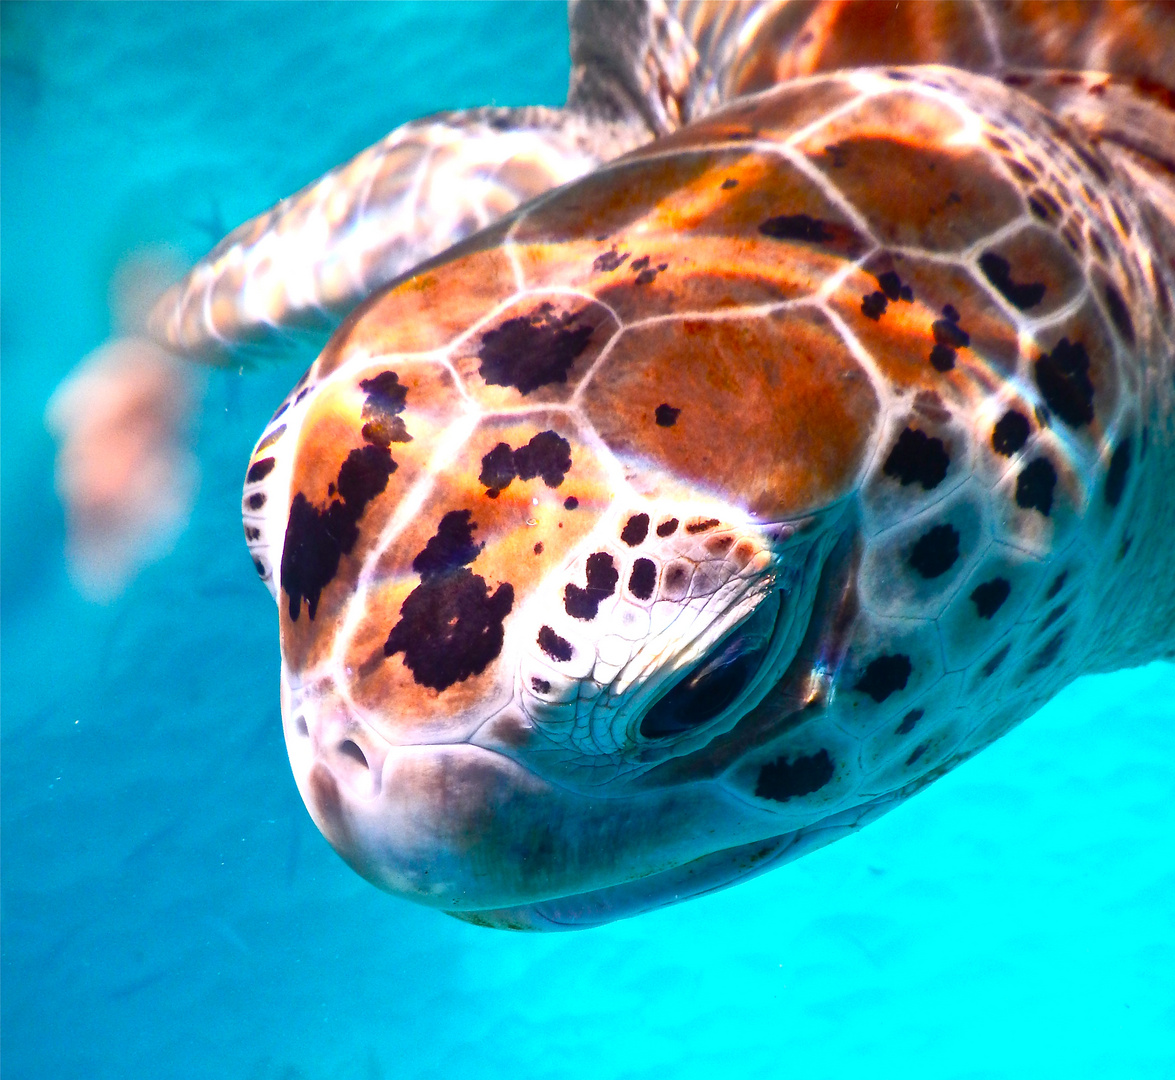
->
<box><xmin>279</xmin><ymin>665</ymin><xmax>793</xmax><ymax>919</ymax></box>
<box><xmin>280</xmin><ymin>667</ymin><xmax>557</xmax><ymax>905</ymax></box>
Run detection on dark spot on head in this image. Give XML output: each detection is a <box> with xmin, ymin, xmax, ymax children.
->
<box><xmin>1034</xmin><ymin>337</ymin><xmax>1094</xmax><ymax>427</ymax></box>
<box><xmin>754</xmin><ymin>749</ymin><xmax>835</xmax><ymax>802</ymax></box>
<box><xmin>295</xmin><ymin>387</ymin><xmax>312</xmax><ymax>406</ymax></box>
<box><xmin>929</xmin><ymin>304</ymin><xmax>970</xmax><ymax>371</ymax></box>
<box><xmin>992</xmin><ymin>410</ymin><xmax>1030</xmax><ymax>456</ymax></box>
<box><xmin>252</xmin><ymin>558</ymin><xmax>266</xmax><ymax>577</ymax></box>
<box><xmin>412</xmin><ymin>509</ymin><xmax>482</xmax><ymax>579</ymax></box>
<box><xmin>655</xmin><ymin>403</ymin><xmax>680</xmax><ymax>427</ymax></box>
<box><xmin>971</xmin><ymin>577</ymin><xmax>1011</xmax><ymax>618</ymax></box>
<box><xmin>1045</xmin><ymin>571</ymin><xmax>1067</xmax><ymax>600</ymax></box>
<box><xmin>1101</xmin><ymin>281</ymin><xmax>1135</xmax><ymax>346</ymax></box>
<box><xmin>478</xmin><ymin>303</ymin><xmax>594</xmax><ymax>394</ymax></box>
<box><xmin>706</xmin><ymin>534</ymin><xmax>735</xmax><ymax>556</ymax></box>
<box><xmin>721</xmin><ymin>177</ymin><xmax>738</xmax><ymax>189</ymax></box>
<box><xmin>1027</xmin><ymin>629</ymin><xmax>1065</xmax><ymax>672</ymax></box>
<box><xmin>883</xmin><ymin>427</ymin><xmax>949</xmax><ymax>489</ymax></box>
<box><xmin>855</xmin><ymin>654</ymin><xmax>912</xmax><ymax>702</ymax></box>
<box><xmin>247</xmin><ymin>457</ymin><xmax>276</xmax><ymax>483</ymax></box>
<box><xmin>281</xmin><ymin>444</ymin><xmax>396</xmax><ymax>621</ymax></box>
<box><xmin>359</xmin><ymin>371</ymin><xmax>412</xmax><ymax>446</ymax></box>
<box><xmin>979</xmin><ymin>251</ymin><xmax>1046</xmax><ymax>310</ymax></box>
<box><xmin>1005</xmin><ymin>158</ymin><xmax>1036</xmax><ymax>184</ymax></box>
<box><xmin>896</xmin><ymin>708</ymin><xmax>924</xmax><ymax>735</ymax></box>
<box><xmin>981</xmin><ymin>643</ymin><xmax>1011</xmax><ymax>677</ymax></box>
<box><xmin>479</xmin><ymin>442</ymin><xmax>517</xmax><ymax>495</ymax></box>
<box><xmin>905</xmin><ymin>742</ymin><xmax>929</xmax><ymax>766</ymax></box>
<box><xmin>758</xmin><ymin>214</ymin><xmax>832</xmax><ymax>243</ymax></box>
<box><xmin>663</xmin><ymin>564</ymin><xmax>689</xmax><ymax>594</ymax></box>
<box><xmin>513</xmin><ymin>430</ymin><xmax>572</xmax><ymax>488</ymax></box>
<box><xmin>629</xmin><ymin>558</ymin><xmax>657</xmax><ymax>600</ymax></box>
<box><xmin>248</xmin><ymin>492</ymin><xmax>266</xmax><ymax>510</ymax></box>
<box><xmin>1119</xmin><ymin>534</ymin><xmax>1133</xmax><ymax>560</ymax></box>
<box><xmin>1015</xmin><ymin>457</ymin><xmax>1057</xmax><ymax>516</ymax></box>
<box><xmin>686</xmin><ymin>518</ymin><xmax>720</xmax><ymax>534</ymax></box>
<box><xmin>244</xmin><ymin>526</ymin><xmax>261</xmax><ymax>541</ymax></box>
<box><xmin>533</xmin><ymin>542</ymin><xmax>544</xmax><ymax>555</ymax></box>
<box><xmin>593</xmin><ymin>247</ymin><xmax>629</xmax><ymax>273</ymax></box>
<box><xmin>933</xmin><ymin>306</ymin><xmax>969</xmax><ymax>347</ymax></box>
<box><xmin>384</xmin><ymin>569</ymin><xmax>514</xmax><ymax>692</ymax></box>
<box><xmin>929</xmin><ymin>344</ymin><xmax>956</xmax><ymax>372</ymax></box>
<box><xmin>630</xmin><ymin>256</ymin><xmax>650</xmax><ymax>273</ymax></box>
<box><xmin>1105</xmin><ymin>438</ymin><xmax>1131</xmax><ymax>507</ymax></box>
<box><xmin>564</xmin><ymin>552</ymin><xmax>619</xmax><ymax>620</ymax></box>
<box><xmin>531</xmin><ymin>677</ymin><xmax>550</xmax><ymax>694</ymax></box>
<box><xmin>909</xmin><ymin>524</ymin><xmax>961</xmax><ymax>578</ymax></box>
<box><xmin>537</xmin><ymin>625</ymin><xmax>573</xmax><ymax>662</ymax></box>
<box><xmin>621</xmin><ymin>514</ymin><xmax>649</xmax><ymax>546</ymax></box>
<box><xmin>876</xmin><ymin>270</ymin><xmax>909</xmax><ymax>302</ymax></box>
<box><xmin>861</xmin><ymin>291</ymin><xmax>888</xmax><ymax>320</ymax></box>
<box><xmin>657</xmin><ymin>518</ymin><xmax>679</xmax><ymax>537</ymax></box>
<box><xmin>564</xmin><ymin>496</ymin><xmax>579</xmax><ymax>510</ymax></box>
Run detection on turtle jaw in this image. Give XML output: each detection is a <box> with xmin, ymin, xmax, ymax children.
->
<box><xmin>280</xmin><ymin>669</ymin><xmax>802</xmax><ymax>916</ymax></box>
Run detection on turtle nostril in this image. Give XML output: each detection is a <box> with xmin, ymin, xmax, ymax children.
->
<box><xmin>338</xmin><ymin>739</ymin><xmax>369</xmax><ymax>770</ymax></box>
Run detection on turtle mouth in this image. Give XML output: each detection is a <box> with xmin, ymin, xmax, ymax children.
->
<box><xmin>279</xmin><ymin>512</ymin><xmax>863</xmax><ymax>923</ymax></box>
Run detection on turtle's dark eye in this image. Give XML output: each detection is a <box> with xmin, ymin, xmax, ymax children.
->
<box><xmin>640</xmin><ymin>595</ymin><xmax>779</xmax><ymax>739</ymax></box>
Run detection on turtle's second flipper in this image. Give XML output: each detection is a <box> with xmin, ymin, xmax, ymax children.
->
<box><xmin>150</xmin><ymin>106</ymin><xmax>647</xmax><ymax>359</ymax></box>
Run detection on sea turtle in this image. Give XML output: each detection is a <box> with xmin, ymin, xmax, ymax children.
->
<box><xmin>146</xmin><ymin>1</ymin><xmax>1175</xmax><ymax>928</ymax></box>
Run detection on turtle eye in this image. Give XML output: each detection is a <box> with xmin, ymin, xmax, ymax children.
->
<box><xmin>640</xmin><ymin>594</ymin><xmax>779</xmax><ymax>740</ymax></box>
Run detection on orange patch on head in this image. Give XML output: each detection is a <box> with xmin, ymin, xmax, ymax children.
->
<box><xmin>582</xmin><ymin>308</ymin><xmax>879</xmax><ymax>518</ymax></box>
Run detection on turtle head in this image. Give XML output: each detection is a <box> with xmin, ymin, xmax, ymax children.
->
<box><xmin>239</xmin><ymin>207</ymin><xmax>885</xmax><ymax>925</ymax></box>
<box><xmin>242</xmin><ymin>68</ymin><xmax>1132</xmax><ymax>925</ymax></box>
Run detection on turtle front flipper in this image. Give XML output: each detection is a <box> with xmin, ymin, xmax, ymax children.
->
<box><xmin>149</xmin><ymin>106</ymin><xmax>648</xmax><ymax>359</ymax></box>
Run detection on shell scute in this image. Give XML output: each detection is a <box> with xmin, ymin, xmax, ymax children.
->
<box><xmin>452</xmin><ymin>294</ymin><xmax>620</xmax><ymax>408</ymax></box>
<box><xmin>795</xmin><ymin>91</ymin><xmax>1025</xmax><ymax>252</ymax></box>
<box><xmin>582</xmin><ymin>307</ymin><xmax>879</xmax><ymax>519</ymax></box>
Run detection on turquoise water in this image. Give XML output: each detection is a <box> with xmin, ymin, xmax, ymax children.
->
<box><xmin>2</xmin><ymin>4</ymin><xmax>1173</xmax><ymax>1077</ymax></box>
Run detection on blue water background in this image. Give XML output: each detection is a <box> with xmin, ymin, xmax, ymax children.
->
<box><xmin>2</xmin><ymin>4</ymin><xmax>1173</xmax><ymax>1077</ymax></box>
